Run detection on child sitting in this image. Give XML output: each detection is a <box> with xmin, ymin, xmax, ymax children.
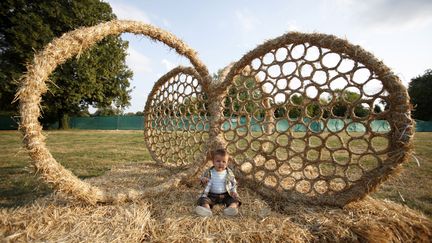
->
<box><xmin>195</xmin><ymin>149</ymin><xmax>241</xmax><ymax>217</ymax></box>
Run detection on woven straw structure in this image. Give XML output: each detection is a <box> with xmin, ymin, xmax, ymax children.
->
<box><xmin>145</xmin><ymin>33</ymin><xmax>414</xmax><ymax>206</ymax></box>
<box><xmin>16</xmin><ymin>20</ymin><xmax>413</xmax><ymax>206</ymax></box>
<box><xmin>144</xmin><ymin>66</ymin><xmax>210</xmax><ymax>167</ymax></box>
<box><xmin>15</xmin><ymin>20</ymin><xmax>211</xmax><ymax>204</ymax></box>
<box><xmin>216</xmin><ymin>33</ymin><xmax>414</xmax><ymax>206</ymax></box>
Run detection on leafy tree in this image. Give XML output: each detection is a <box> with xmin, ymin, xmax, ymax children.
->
<box><xmin>75</xmin><ymin>109</ymin><xmax>91</xmax><ymax>117</ymax></box>
<box><xmin>92</xmin><ymin>106</ymin><xmax>122</xmax><ymax>116</ymax></box>
<box><xmin>0</xmin><ymin>0</ymin><xmax>133</xmax><ymax>128</ymax></box>
<box><xmin>286</xmin><ymin>95</ymin><xmax>302</xmax><ymax>119</ymax></box>
<box><xmin>134</xmin><ymin>111</ymin><xmax>144</xmax><ymax>116</ymax></box>
<box><xmin>329</xmin><ymin>89</ymin><xmax>369</xmax><ymax>118</ymax></box>
<box><xmin>373</xmin><ymin>104</ymin><xmax>382</xmax><ymax>113</ymax></box>
<box><xmin>212</xmin><ymin>70</ymin><xmax>370</xmax><ymax>121</ymax></box>
<box><xmin>211</xmin><ymin>68</ymin><xmax>267</xmax><ymax>117</ymax></box>
<box><xmin>160</xmin><ymin>100</ymin><xmax>176</xmax><ymax>117</ymax></box>
<box><xmin>409</xmin><ymin>69</ymin><xmax>432</xmax><ymax>120</ymax></box>
<box><xmin>124</xmin><ymin>111</ymin><xmax>144</xmax><ymax>116</ymax></box>
<box><xmin>354</xmin><ymin>105</ymin><xmax>369</xmax><ymax>118</ymax></box>
<box><xmin>181</xmin><ymin>95</ymin><xmax>208</xmax><ymax>116</ymax></box>
<box><xmin>274</xmin><ymin>104</ymin><xmax>286</xmax><ymax>118</ymax></box>
<box><xmin>274</xmin><ymin>94</ymin><xmax>323</xmax><ymax>119</ymax></box>
<box><xmin>224</xmin><ymin>75</ymin><xmax>262</xmax><ymax>115</ymax></box>
<box><xmin>282</xmin><ymin>90</ymin><xmax>369</xmax><ymax>119</ymax></box>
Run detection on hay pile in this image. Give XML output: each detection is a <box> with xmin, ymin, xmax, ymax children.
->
<box><xmin>1</xmin><ymin>161</ymin><xmax>431</xmax><ymax>242</ymax></box>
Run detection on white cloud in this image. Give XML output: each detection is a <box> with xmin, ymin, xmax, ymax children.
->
<box><xmin>235</xmin><ymin>9</ymin><xmax>260</xmax><ymax>32</ymax></box>
<box><xmin>235</xmin><ymin>42</ymin><xmax>255</xmax><ymax>51</ymax></box>
<box><xmin>162</xmin><ymin>19</ymin><xmax>172</xmax><ymax>28</ymax></box>
<box><xmin>325</xmin><ymin>0</ymin><xmax>432</xmax><ymax>31</ymax></box>
<box><xmin>286</xmin><ymin>21</ymin><xmax>300</xmax><ymax>31</ymax></box>
<box><xmin>363</xmin><ymin>0</ymin><xmax>432</xmax><ymax>31</ymax></box>
<box><xmin>161</xmin><ymin>59</ymin><xmax>175</xmax><ymax>71</ymax></box>
<box><xmin>126</xmin><ymin>48</ymin><xmax>152</xmax><ymax>75</ymax></box>
<box><xmin>326</xmin><ymin>0</ymin><xmax>356</xmax><ymax>8</ymax></box>
<box><xmin>107</xmin><ymin>0</ymin><xmax>151</xmax><ymax>23</ymax></box>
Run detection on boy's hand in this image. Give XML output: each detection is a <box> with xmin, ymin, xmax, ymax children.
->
<box><xmin>231</xmin><ymin>192</ymin><xmax>238</xmax><ymax>199</ymax></box>
<box><xmin>200</xmin><ymin>177</ymin><xmax>209</xmax><ymax>184</ymax></box>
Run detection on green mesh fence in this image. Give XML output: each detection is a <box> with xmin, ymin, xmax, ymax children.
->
<box><xmin>0</xmin><ymin>116</ymin><xmax>431</xmax><ymax>131</ymax></box>
<box><xmin>0</xmin><ymin>116</ymin><xmax>19</xmax><ymax>130</ymax></box>
<box><xmin>70</xmin><ymin>116</ymin><xmax>144</xmax><ymax>130</ymax></box>
<box><xmin>415</xmin><ymin>120</ymin><xmax>432</xmax><ymax>132</ymax></box>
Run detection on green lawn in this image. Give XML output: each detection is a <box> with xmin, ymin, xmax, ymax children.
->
<box><xmin>0</xmin><ymin>130</ymin><xmax>431</xmax><ymax>218</ymax></box>
<box><xmin>0</xmin><ymin>130</ymin><xmax>151</xmax><ymax>207</ymax></box>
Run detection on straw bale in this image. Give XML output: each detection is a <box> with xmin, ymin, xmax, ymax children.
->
<box><xmin>1</xmin><ymin>162</ymin><xmax>430</xmax><ymax>242</ymax></box>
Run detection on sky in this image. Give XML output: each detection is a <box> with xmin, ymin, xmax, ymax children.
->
<box><xmin>103</xmin><ymin>0</ymin><xmax>432</xmax><ymax>112</ymax></box>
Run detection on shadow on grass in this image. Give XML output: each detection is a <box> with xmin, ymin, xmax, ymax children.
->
<box><xmin>0</xmin><ymin>167</ymin><xmax>108</xmax><ymax>208</ymax></box>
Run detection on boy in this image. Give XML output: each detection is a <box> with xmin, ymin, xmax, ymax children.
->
<box><xmin>195</xmin><ymin>149</ymin><xmax>241</xmax><ymax>217</ymax></box>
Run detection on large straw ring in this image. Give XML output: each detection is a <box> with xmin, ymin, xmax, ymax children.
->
<box><xmin>15</xmin><ymin>20</ymin><xmax>211</xmax><ymax>204</ymax></box>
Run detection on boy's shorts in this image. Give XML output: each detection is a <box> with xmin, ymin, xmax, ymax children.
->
<box><xmin>197</xmin><ymin>192</ymin><xmax>241</xmax><ymax>208</ymax></box>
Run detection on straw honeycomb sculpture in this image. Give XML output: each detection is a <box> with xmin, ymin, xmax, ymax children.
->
<box><xmin>16</xmin><ymin>20</ymin><xmax>413</xmax><ymax>206</ymax></box>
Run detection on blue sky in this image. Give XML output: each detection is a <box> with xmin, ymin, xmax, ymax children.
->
<box><xmin>104</xmin><ymin>0</ymin><xmax>432</xmax><ymax>112</ymax></box>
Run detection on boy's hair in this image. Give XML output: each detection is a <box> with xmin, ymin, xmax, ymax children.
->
<box><xmin>211</xmin><ymin>148</ymin><xmax>228</xmax><ymax>159</ymax></box>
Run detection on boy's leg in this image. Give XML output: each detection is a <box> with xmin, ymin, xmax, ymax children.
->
<box><xmin>223</xmin><ymin>194</ymin><xmax>241</xmax><ymax>216</ymax></box>
<box><xmin>228</xmin><ymin>202</ymin><xmax>239</xmax><ymax>208</ymax></box>
<box><xmin>202</xmin><ymin>203</ymin><xmax>210</xmax><ymax>209</ymax></box>
<box><xmin>196</xmin><ymin>197</ymin><xmax>213</xmax><ymax>217</ymax></box>
<box><xmin>224</xmin><ymin>194</ymin><xmax>241</xmax><ymax>208</ymax></box>
<box><xmin>197</xmin><ymin>196</ymin><xmax>213</xmax><ymax>208</ymax></box>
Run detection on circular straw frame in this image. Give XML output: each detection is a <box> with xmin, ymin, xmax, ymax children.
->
<box><xmin>16</xmin><ymin>20</ymin><xmax>413</xmax><ymax>206</ymax></box>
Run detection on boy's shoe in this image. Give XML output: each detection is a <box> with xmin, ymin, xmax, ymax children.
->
<box><xmin>223</xmin><ymin>207</ymin><xmax>238</xmax><ymax>216</ymax></box>
<box><xmin>195</xmin><ymin>206</ymin><xmax>212</xmax><ymax>217</ymax></box>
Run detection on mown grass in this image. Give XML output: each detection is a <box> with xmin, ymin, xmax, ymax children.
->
<box><xmin>371</xmin><ymin>132</ymin><xmax>432</xmax><ymax>218</ymax></box>
<box><xmin>0</xmin><ymin>130</ymin><xmax>151</xmax><ymax>207</ymax></box>
<box><xmin>0</xmin><ymin>130</ymin><xmax>431</xmax><ymax>218</ymax></box>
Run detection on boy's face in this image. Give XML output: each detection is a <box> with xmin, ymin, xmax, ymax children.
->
<box><xmin>213</xmin><ymin>154</ymin><xmax>229</xmax><ymax>172</ymax></box>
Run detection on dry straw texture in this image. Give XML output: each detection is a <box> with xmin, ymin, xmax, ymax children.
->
<box><xmin>1</xmin><ymin>162</ymin><xmax>431</xmax><ymax>242</ymax></box>
<box><xmin>16</xmin><ymin>19</ymin><xmax>413</xmax><ymax>209</ymax></box>
<box><xmin>216</xmin><ymin>32</ymin><xmax>415</xmax><ymax>206</ymax></box>
<box><xmin>145</xmin><ymin>32</ymin><xmax>414</xmax><ymax>206</ymax></box>
<box><xmin>15</xmin><ymin>20</ymin><xmax>211</xmax><ymax>204</ymax></box>
<box><xmin>144</xmin><ymin>66</ymin><xmax>210</xmax><ymax>167</ymax></box>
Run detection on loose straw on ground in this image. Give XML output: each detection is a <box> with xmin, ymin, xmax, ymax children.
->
<box><xmin>1</xmin><ymin>162</ymin><xmax>430</xmax><ymax>242</ymax></box>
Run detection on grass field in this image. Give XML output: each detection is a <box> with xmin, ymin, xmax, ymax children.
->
<box><xmin>0</xmin><ymin>130</ymin><xmax>431</xmax><ymax>218</ymax></box>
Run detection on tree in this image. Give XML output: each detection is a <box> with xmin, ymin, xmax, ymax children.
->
<box><xmin>222</xmin><ymin>74</ymin><xmax>266</xmax><ymax>117</ymax></box>
<box><xmin>181</xmin><ymin>96</ymin><xmax>208</xmax><ymax>116</ymax></box>
<box><xmin>124</xmin><ymin>111</ymin><xmax>143</xmax><ymax>116</ymax></box>
<box><xmin>329</xmin><ymin>89</ymin><xmax>369</xmax><ymax>118</ymax></box>
<box><xmin>92</xmin><ymin>106</ymin><xmax>122</xmax><ymax>116</ymax></box>
<box><xmin>409</xmin><ymin>69</ymin><xmax>432</xmax><ymax>120</ymax></box>
<box><xmin>373</xmin><ymin>104</ymin><xmax>382</xmax><ymax>113</ymax></box>
<box><xmin>0</xmin><ymin>0</ymin><xmax>133</xmax><ymax>128</ymax></box>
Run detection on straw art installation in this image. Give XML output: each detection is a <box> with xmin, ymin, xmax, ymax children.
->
<box><xmin>16</xmin><ymin>20</ymin><xmax>413</xmax><ymax>206</ymax></box>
